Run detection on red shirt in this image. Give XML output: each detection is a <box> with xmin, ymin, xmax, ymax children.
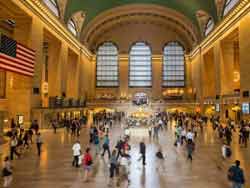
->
<box><xmin>83</xmin><ymin>153</ymin><xmax>92</xmax><ymax>166</ymax></box>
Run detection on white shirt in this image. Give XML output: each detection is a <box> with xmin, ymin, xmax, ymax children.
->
<box><xmin>186</xmin><ymin>132</ymin><xmax>194</xmax><ymax>140</ymax></box>
<box><xmin>125</xmin><ymin>128</ymin><xmax>130</xmax><ymax>136</ymax></box>
<box><xmin>181</xmin><ymin>130</ymin><xmax>186</xmax><ymax>137</ymax></box>
<box><xmin>158</xmin><ymin>119</ymin><xmax>163</xmax><ymax>125</ymax></box>
<box><xmin>72</xmin><ymin>143</ymin><xmax>81</xmax><ymax>156</ymax></box>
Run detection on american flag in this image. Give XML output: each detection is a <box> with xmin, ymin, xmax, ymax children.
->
<box><xmin>0</xmin><ymin>34</ymin><xmax>35</xmax><ymax>77</ymax></box>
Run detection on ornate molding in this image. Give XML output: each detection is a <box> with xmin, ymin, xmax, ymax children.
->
<box><xmin>69</xmin><ymin>11</ymin><xmax>86</xmax><ymax>39</ymax></box>
<box><xmin>14</xmin><ymin>0</ymin><xmax>92</xmax><ymax>59</ymax></box>
<box><xmin>81</xmin><ymin>4</ymin><xmax>200</xmax><ymax>49</ymax></box>
<box><xmin>189</xmin><ymin>0</ymin><xmax>250</xmax><ymax>59</ymax></box>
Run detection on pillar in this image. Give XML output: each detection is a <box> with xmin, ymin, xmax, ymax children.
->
<box><xmin>119</xmin><ymin>55</ymin><xmax>129</xmax><ymax>98</ymax></box>
<box><xmin>59</xmin><ymin>42</ymin><xmax>68</xmax><ymax>96</ymax></box>
<box><xmin>28</xmin><ymin>17</ymin><xmax>44</xmax><ymax>109</ymax></box>
<box><xmin>239</xmin><ymin>15</ymin><xmax>250</xmax><ymax>94</ymax></box>
<box><xmin>152</xmin><ymin>55</ymin><xmax>162</xmax><ymax>99</ymax></box>
<box><xmin>48</xmin><ymin>40</ymin><xmax>62</xmax><ymax>97</ymax></box>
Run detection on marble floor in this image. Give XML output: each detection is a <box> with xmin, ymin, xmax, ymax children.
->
<box><xmin>1</xmin><ymin>123</ymin><xmax>250</xmax><ymax>188</ymax></box>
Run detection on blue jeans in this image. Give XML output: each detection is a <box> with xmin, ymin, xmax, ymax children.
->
<box><xmin>232</xmin><ymin>182</ymin><xmax>243</xmax><ymax>188</ymax></box>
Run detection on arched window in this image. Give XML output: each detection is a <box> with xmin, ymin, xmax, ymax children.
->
<box><xmin>162</xmin><ymin>42</ymin><xmax>185</xmax><ymax>87</ymax></box>
<box><xmin>67</xmin><ymin>19</ymin><xmax>77</xmax><ymax>36</ymax></box>
<box><xmin>96</xmin><ymin>42</ymin><xmax>119</xmax><ymax>87</ymax></box>
<box><xmin>129</xmin><ymin>42</ymin><xmax>152</xmax><ymax>87</ymax></box>
<box><xmin>223</xmin><ymin>0</ymin><xmax>240</xmax><ymax>16</ymax></box>
<box><xmin>204</xmin><ymin>18</ymin><xmax>214</xmax><ymax>36</ymax></box>
<box><xmin>43</xmin><ymin>0</ymin><xmax>60</xmax><ymax>17</ymax></box>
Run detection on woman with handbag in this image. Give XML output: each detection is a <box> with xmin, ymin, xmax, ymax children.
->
<box><xmin>2</xmin><ymin>156</ymin><xmax>13</xmax><ymax>187</ymax></box>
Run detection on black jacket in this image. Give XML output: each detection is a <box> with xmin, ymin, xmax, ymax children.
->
<box><xmin>140</xmin><ymin>142</ymin><xmax>146</xmax><ymax>154</ymax></box>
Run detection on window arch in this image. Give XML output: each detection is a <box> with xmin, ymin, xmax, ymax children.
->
<box><xmin>129</xmin><ymin>42</ymin><xmax>152</xmax><ymax>87</ymax></box>
<box><xmin>96</xmin><ymin>42</ymin><xmax>119</xmax><ymax>87</ymax></box>
<box><xmin>223</xmin><ymin>0</ymin><xmax>240</xmax><ymax>16</ymax></box>
<box><xmin>67</xmin><ymin>19</ymin><xmax>77</xmax><ymax>36</ymax></box>
<box><xmin>43</xmin><ymin>0</ymin><xmax>60</xmax><ymax>17</ymax></box>
<box><xmin>162</xmin><ymin>42</ymin><xmax>185</xmax><ymax>87</ymax></box>
<box><xmin>204</xmin><ymin>18</ymin><xmax>214</xmax><ymax>36</ymax></box>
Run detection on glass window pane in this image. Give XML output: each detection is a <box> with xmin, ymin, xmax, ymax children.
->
<box><xmin>223</xmin><ymin>0</ymin><xmax>240</xmax><ymax>16</ymax></box>
<box><xmin>204</xmin><ymin>18</ymin><xmax>214</xmax><ymax>36</ymax></box>
<box><xmin>96</xmin><ymin>42</ymin><xmax>119</xmax><ymax>87</ymax></box>
<box><xmin>67</xmin><ymin>19</ymin><xmax>77</xmax><ymax>36</ymax></box>
<box><xmin>162</xmin><ymin>42</ymin><xmax>185</xmax><ymax>87</ymax></box>
<box><xmin>43</xmin><ymin>0</ymin><xmax>59</xmax><ymax>17</ymax></box>
<box><xmin>129</xmin><ymin>42</ymin><xmax>152</xmax><ymax>87</ymax></box>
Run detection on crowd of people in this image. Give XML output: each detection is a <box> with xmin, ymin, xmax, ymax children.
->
<box><xmin>1</xmin><ymin>110</ymin><xmax>248</xmax><ymax>188</ymax></box>
<box><xmin>1</xmin><ymin>116</ymin><xmax>86</xmax><ymax>187</ymax></box>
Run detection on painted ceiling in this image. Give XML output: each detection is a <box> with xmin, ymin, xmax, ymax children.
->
<box><xmin>65</xmin><ymin>0</ymin><xmax>218</xmax><ymax>27</ymax></box>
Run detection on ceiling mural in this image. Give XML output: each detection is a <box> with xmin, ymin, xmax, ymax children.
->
<box><xmin>64</xmin><ymin>0</ymin><xmax>218</xmax><ymax>29</ymax></box>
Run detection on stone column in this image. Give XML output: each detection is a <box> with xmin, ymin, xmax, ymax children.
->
<box><xmin>239</xmin><ymin>15</ymin><xmax>250</xmax><ymax>95</ymax></box>
<box><xmin>185</xmin><ymin>56</ymin><xmax>193</xmax><ymax>100</ymax></box>
<box><xmin>152</xmin><ymin>55</ymin><xmax>162</xmax><ymax>100</ymax></box>
<box><xmin>59</xmin><ymin>42</ymin><xmax>68</xmax><ymax>96</ymax></box>
<box><xmin>27</xmin><ymin>17</ymin><xmax>44</xmax><ymax>109</ymax></box>
<box><xmin>213</xmin><ymin>41</ymin><xmax>224</xmax><ymax>119</ymax></box>
<box><xmin>197</xmin><ymin>52</ymin><xmax>205</xmax><ymax>113</ymax></box>
<box><xmin>119</xmin><ymin>55</ymin><xmax>129</xmax><ymax>99</ymax></box>
<box><xmin>80</xmin><ymin>54</ymin><xmax>95</xmax><ymax>100</ymax></box>
<box><xmin>48</xmin><ymin>40</ymin><xmax>62</xmax><ymax>97</ymax></box>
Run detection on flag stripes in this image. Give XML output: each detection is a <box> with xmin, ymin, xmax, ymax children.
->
<box><xmin>0</xmin><ymin>35</ymin><xmax>35</xmax><ymax>77</ymax></box>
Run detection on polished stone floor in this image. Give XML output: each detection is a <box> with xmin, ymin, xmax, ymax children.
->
<box><xmin>1</xmin><ymin>122</ymin><xmax>250</xmax><ymax>188</ymax></box>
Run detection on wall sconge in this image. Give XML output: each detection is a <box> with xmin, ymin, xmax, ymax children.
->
<box><xmin>233</xmin><ymin>71</ymin><xmax>240</xmax><ymax>82</ymax></box>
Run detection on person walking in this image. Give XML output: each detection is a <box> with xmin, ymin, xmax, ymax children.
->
<box><xmin>115</xmin><ymin>137</ymin><xmax>124</xmax><ymax>160</ymax></box>
<box><xmin>72</xmin><ymin>140</ymin><xmax>81</xmax><ymax>168</ymax></box>
<box><xmin>117</xmin><ymin>150</ymin><xmax>130</xmax><ymax>186</ymax></box>
<box><xmin>93</xmin><ymin>133</ymin><xmax>100</xmax><ymax>155</ymax></box>
<box><xmin>186</xmin><ymin>139</ymin><xmax>195</xmax><ymax>162</ymax></box>
<box><xmin>139</xmin><ymin>139</ymin><xmax>146</xmax><ymax>166</ymax></box>
<box><xmin>102</xmin><ymin>135</ymin><xmax>111</xmax><ymax>158</ymax></box>
<box><xmin>2</xmin><ymin>156</ymin><xmax>13</xmax><ymax>187</ymax></box>
<box><xmin>36</xmin><ymin>133</ymin><xmax>43</xmax><ymax>157</ymax></box>
<box><xmin>222</xmin><ymin>143</ymin><xmax>231</xmax><ymax>160</ymax></box>
<box><xmin>51</xmin><ymin>120</ymin><xmax>57</xmax><ymax>134</ymax></box>
<box><xmin>148</xmin><ymin>126</ymin><xmax>152</xmax><ymax>138</ymax></box>
<box><xmin>225</xmin><ymin>126</ymin><xmax>232</xmax><ymax>146</ymax></box>
<box><xmin>186</xmin><ymin>129</ymin><xmax>194</xmax><ymax>142</ymax></box>
<box><xmin>108</xmin><ymin>150</ymin><xmax>118</xmax><ymax>186</ymax></box>
<box><xmin>10</xmin><ymin>136</ymin><xmax>20</xmax><ymax>160</ymax></box>
<box><xmin>83</xmin><ymin>147</ymin><xmax>93</xmax><ymax>182</ymax></box>
<box><xmin>228</xmin><ymin>160</ymin><xmax>245</xmax><ymax>188</ymax></box>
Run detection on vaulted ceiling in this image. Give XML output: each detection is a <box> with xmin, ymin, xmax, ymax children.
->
<box><xmin>64</xmin><ymin>0</ymin><xmax>218</xmax><ymax>28</ymax></box>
